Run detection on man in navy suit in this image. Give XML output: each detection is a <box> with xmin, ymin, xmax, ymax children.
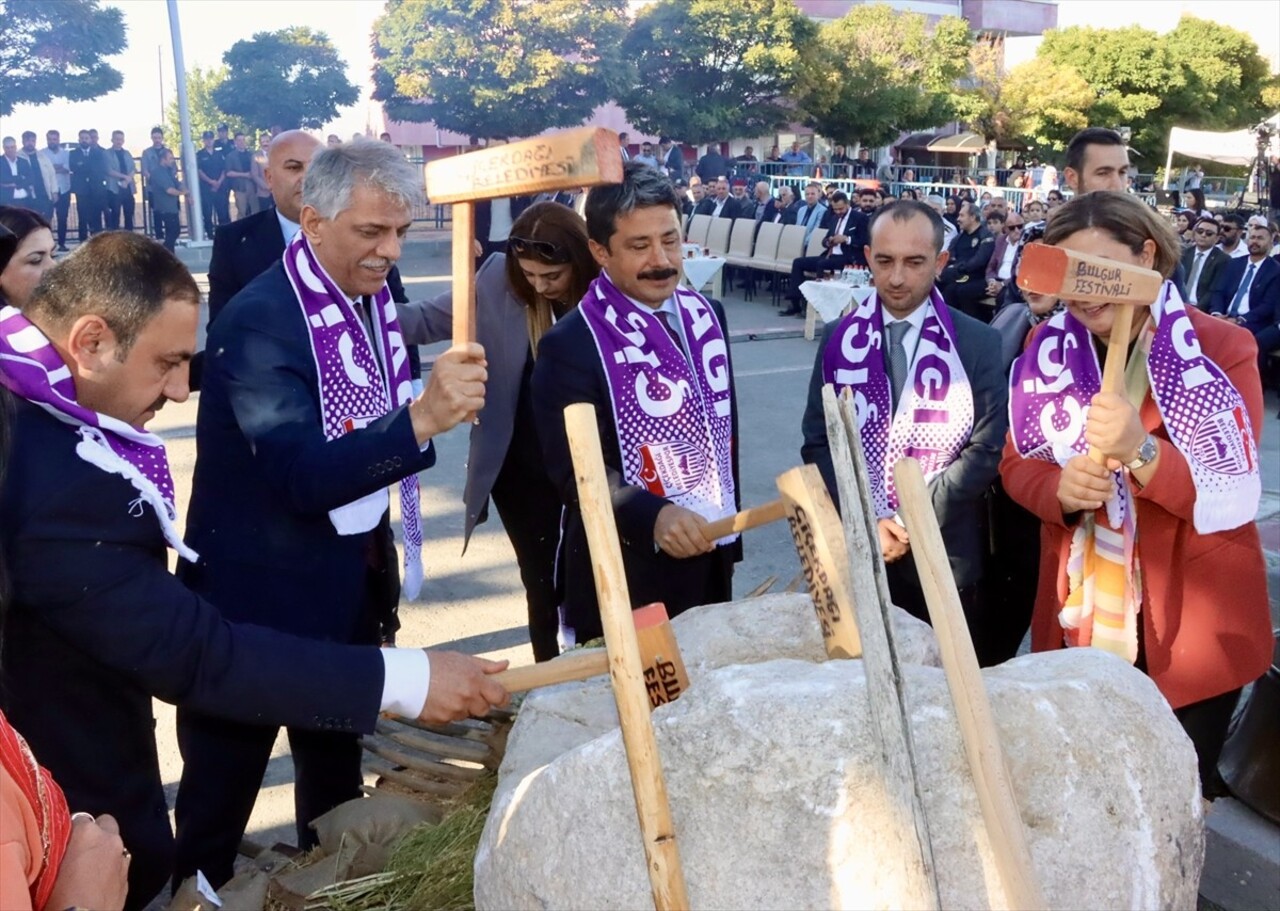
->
<box><xmin>0</xmin><ymin>232</ymin><xmax>508</xmax><ymax>909</ymax></box>
<box><xmin>1209</xmin><ymin>222</ymin><xmax>1280</xmax><ymax>358</ymax></box>
<box><xmin>173</xmin><ymin>143</ymin><xmax>497</xmax><ymax>889</ymax></box>
<box><xmin>531</xmin><ymin>162</ymin><xmax>742</xmax><ymax>645</ymax></box>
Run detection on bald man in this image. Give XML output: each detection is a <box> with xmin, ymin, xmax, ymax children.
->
<box><xmin>206</xmin><ymin>130</ymin><xmax>322</xmax><ymax>323</ymax></box>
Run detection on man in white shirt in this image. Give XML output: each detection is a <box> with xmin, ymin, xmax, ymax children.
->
<box><xmin>633</xmin><ymin>141</ymin><xmax>660</xmax><ymax>169</ymax></box>
<box><xmin>1216</xmin><ymin>213</ymin><xmax>1249</xmax><ymax>259</ymax></box>
<box><xmin>985</xmin><ymin>211</ymin><xmax>1023</xmax><ymax>304</ymax></box>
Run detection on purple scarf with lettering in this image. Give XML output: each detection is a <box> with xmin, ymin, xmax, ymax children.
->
<box><xmin>0</xmin><ymin>304</ymin><xmax>196</xmax><ymax>559</ymax></box>
<box><xmin>579</xmin><ymin>273</ymin><xmax>737</xmax><ymax>538</ymax></box>
<box><xmin>281</xmin><ymin>233</ymin><xmax>424</xmax><ymax>598</ymax></box>
<box><xmin>822</xmin><ymin>288</ymin><xmax>973</xmax><ymax>517</ymax></box>
<box><xmin>1009</xmin><ymin>282</ymin><xmax>1259</xmax><ymax>534</ymax></box>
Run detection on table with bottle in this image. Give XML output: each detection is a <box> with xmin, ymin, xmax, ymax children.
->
<box><xmin>798</xmin><ymin>266</ymin><xmax>876</xmax><ymax>341</ymax></box>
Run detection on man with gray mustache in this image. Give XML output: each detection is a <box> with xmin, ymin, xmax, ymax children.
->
<box><xmin>174</xmin><ymin>140</ymin><xmax>498</xmax><ymax>889</ymax></box>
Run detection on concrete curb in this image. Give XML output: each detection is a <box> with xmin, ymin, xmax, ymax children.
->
<box><xmin>1200</xmin><ymin>797</ymin><xmax>1280</xmax><ymax>911</ymax></box>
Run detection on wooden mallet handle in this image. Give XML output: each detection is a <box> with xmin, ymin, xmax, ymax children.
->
<box><xmin>495</xmin><ymin>649</ymin><xmax>608</xmax><ymax>693</ymax></box>
<box><xmin>703</xmin><ymin>498</ymin><xmax>786</xmax><ymax>540</ymax></box>
<box><xmin>893</xmin><ymin>457</ymin><xmax>1045</xmax><ymax>911</ymax></box>
<box><xmin>564</xmin><ymin>403</ymin><xmax>690</xmax><ymax>911</ymax></box>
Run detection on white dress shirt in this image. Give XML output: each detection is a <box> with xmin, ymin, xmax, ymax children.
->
<box><xmin>996</xmin><ymin>239</ymin><xmax>1018</xmax><ymax>281</ymax></box>
<box><xmin>4</xmin><ymin>157</ymin><xmax>28</xmax><ymax>199</ymax></box>
<box><xmin>1229</xmin><ymin>258</ymin><xmax>1265</xmax><ymax>316</ymax></box>
<box><xmin>829</xmin><ymin>210</ymin><xmax>851</xmax><ymax>256</ymax></box>
<box><xmin>1219</xmin><ymin>241</ymin><xmax>1248</xmax><ymax>259</ymax></box>
<box><xmin>276</xmin><ymin>209</ymin><xmax>301</xmax><ymax>244</ymax></box>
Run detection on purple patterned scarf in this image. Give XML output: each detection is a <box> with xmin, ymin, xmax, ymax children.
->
<box><xmin>822</xmin><ymin>288</ymin><xmax>973</xmax><ymax>517</ymax></box>
<box><xmin>0</xmin><ymin>304</ymin><xmax>196</xmax><ymax>559</ymax></box>
<box><xmin>1008</xmin><ymin>282</ymin><xmax>1259</xmax><ymax>534</ymax></box>
<box><xmin>579</xmin><ymin>273</ymin><xmax>737</xmax><ymax>538</ymax></box>
<box><xmin>281</xmin><ymin>233</ymin><xmax>424</xmax><ymax>598</ymax></box>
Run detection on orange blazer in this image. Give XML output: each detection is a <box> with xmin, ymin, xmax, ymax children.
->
<box><xmin>1000</xmin><ymin>310</ymin><xmax>1272</xmax><ymax>709</ymax></box>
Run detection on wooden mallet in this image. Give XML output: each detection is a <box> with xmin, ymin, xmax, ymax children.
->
<box><xmin>1017</xmin><ymin>243</ymin><xmax>1163</xmax><ymax>464</ymax></box>
<box><xmin>822</xmin><ymin>385</ymin><xmax>940</xmax><ymax>909</ymax></box>
<box><xmin>894</xmin><ymin>457</ymin><xmax>1045</xmax><ymax>910</ymax></box>
<box><xmin>424</xmin><ymin>127</ymin><xmax>624</xmax><ymax>345</ymax></box>
<box><xmin>564</xmin><ymin>402</ymin><xmax>689</xmax><ymax>911</ymax></box>
<box><xmin>702</xmin><ymin>498</ymin><xmax>786</xmax><ymax>540</ymax></box>
<box><xmin>492</xmin><ymin>602</ymin><xmax>690</xmax><ymax>709</ymax></box>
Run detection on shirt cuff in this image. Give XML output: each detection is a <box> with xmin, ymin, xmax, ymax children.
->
<box><xmin>379</xmin><ymin>648</ymin><xmax>431</xmax><ymax>718</ymax></box>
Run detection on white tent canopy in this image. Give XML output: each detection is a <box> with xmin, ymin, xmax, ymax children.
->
<box><xmin>1166</xmin><ymin>126</ymin><xmax>1262</xmax><ymax>167</ymax></box>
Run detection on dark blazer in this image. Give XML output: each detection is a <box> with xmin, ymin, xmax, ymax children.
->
<box><xmin>1180</xmin><ymin>245</ymin><xmax>1230</xmax><ymax>310</ymax></box>
<box><xmin>693</xmin><ymin>195</ymin><xmax>740</xmax><ymax>219</ymax></box>
<box><xmin>985</xmin><ymin>233</ymin><xmax>1014</xmax><ymax>283</ymax></box>
<box><xmin>1208</xmin><ymin>255</ymin><xmax>1279</xmax><ymax>335</ymax></box>
<box><xmin>820</xmin><ymin>206</ymin><xmax>869</xmax><ymax>265</ymax></box>
<box><xmin>181</xmin><ymin>264</ymin><xmax>435</xmax><ymax>642</ymax></box>
<box><xmin>0</xmin><ymin>154</ymin><xmax>37</xmax><ymax>204</ymax></box>
<box><xmin>800</xmin><ymin>302</ymin><xmax>1008</xmax><ymax>590</ymax></box>
<box><xmin>0</xmin><ymin>396</ymin><xmax>383</xmax><ymax>909</ymax></box>
<box><xmin>395</xmin><ymin>253</ymin><xmax>530</xmax><ymax>547</ymax></box>
<box><xmin>695</xmin><ymin>151</ymin><xmax>731</xmax><ymax>185</ymax></box>
<box><xmin>68</xmin><ymin>144</ymin><xmax>109</xmax><ymax>196</ymax></box>
<box><xmin>530</xmin><ymin>300</ymin><xmax>742</xmax><ymax>642</ymax></box>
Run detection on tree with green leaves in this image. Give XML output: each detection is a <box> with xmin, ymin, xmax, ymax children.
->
<box><xmin>1037</xmin><ymin>19</ymin><xmax>1277</xmax><ymax>163</ymax></box>
<box><xmin>372</xmin><ymin>0</ymin><xmax>629</xmax><ymax>140</ymax></box>
<box><xmin>164</xmin><ymin>67</ymin><xmax>252</xmax><ymax>147</ymax></box>
<box><xmin>999</xmin><ymin>60</ymin><xmax>1094</xmax><ymax>153</ymax></box>
<box><xmin>0</xmin><ymin>0</ymin><xmax>127</xmax><ymax>116</ymax></box>
<box><xmin>795</xmin><ymin>3</ymin><xmax>970</xmax><ymax>148</ymax></box>
<box><xmin>616</xmin><ymin>0</ymin><xmax>817</xmax><ymax>146</ymax></box>
<box><xmin>212</xmin><ymin>27</ymin><xmax>358</xmax><ymax>130</ymax></box>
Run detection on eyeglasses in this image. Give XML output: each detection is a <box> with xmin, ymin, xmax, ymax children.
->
<box><xmin>1193</xmin><ymin>227</ymin><xmax>1218</xmax><ymax>236</ymax></box>
<box><xmin>1005</xmin><ymin>224</ymin><xmax>1024</xmax><ymax>233</ymax></box>
<box><xmin>508</xmin><ymin>235</ymin><xmax>570</xmax><ymax>263</ymax></box>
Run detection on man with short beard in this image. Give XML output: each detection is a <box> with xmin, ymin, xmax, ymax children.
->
<box><xmin>175</xmin><ymin>141</ymin><xmax>499</xmax><ymax>889</ymax></box>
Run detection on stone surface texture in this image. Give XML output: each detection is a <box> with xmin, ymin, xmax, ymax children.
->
<box><xmin>475</xmin><ymin>594</ymin><xmax>1203</xmax><ymax>910</ymax></box>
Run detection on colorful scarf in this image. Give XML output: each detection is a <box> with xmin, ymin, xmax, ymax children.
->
<box><xmin>579</xmin><ymin>273</ymin><xmax>737</xmax><ymax>539</ymax></box>
<box><xmin>281</xmin><ymin>233</ymin><xmax>423</xmax><ymax>599</ymax></box>
<box><xmin>0</xmin><ymin>710</ymin><xmax>71</xmax><ymax>911</ymax></box>
<box><xmin>822</xmin><ymin>288</ymin><xmax>973</xmax><ymax>517</ymax></box>
<box><xmin>0</xmin><ymin>304</ymin><xmax>196</xmax><ymax>560</ymax></box>
<box><xmin>1009</xmin><ymin>282</ymin><xmax>1260</xmax><ymax>660</ymax></box>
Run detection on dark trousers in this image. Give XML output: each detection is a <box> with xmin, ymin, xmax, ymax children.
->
<box><xmin>200</xmin><ymin>187</ymin><xmax>231</xmax><ymax>237</ymax></box>
<box><xmin>172</xmin><ymin>712</ymin><xmax>362</xmax><ymax>889</ymax></box>
<box><xmin>787</xmin><ymin>252</ymin><xmax>853</xmax><ymax>301</ymax></box>
<box><xmin>157</xmin><ymin>212</ymin><xmax>180</xmax><ymax>251</ymax></box>
<box><xmin>106</xmin><ymin>190</ymin><xmax>135</xmax><ymax>230</ymax></box>
<box><xmin>941</xmin><ymin>279</ymin><xmax>990</xmax><ymax>323</ymax></box>
<box><xmin>75</xmin><ymin>188</ymin><xmax>104</xmax><ymax>239</ymax></box>
<box><xmin>172</xmin><ymin>570</ymin><xmax>383</xmax><ymax>890</ymax></box>
<box><xmin>489</xmin><ymin>443</ymin><xmax>563</xmax><ymax>662</ymax></box>
<box><xmin>1175</xmin><ymin>688</ymin><xmax>1242</xmax><ymax>795</ymax></box>
<box><xmin>886</xmin><ymin>555</ymin><xmax>1005</xmax><ymax>667</ymax></box>
<box><xmin>53</xmin><ymin>191</ymin><xmax>71</xmax><ymax>246</ymax></box>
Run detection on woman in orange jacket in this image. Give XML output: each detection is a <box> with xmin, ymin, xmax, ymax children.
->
<box><xmin>999</xmin><ymin>192</ymin><xmax>1272</xmax><ymax>791</ymax></box>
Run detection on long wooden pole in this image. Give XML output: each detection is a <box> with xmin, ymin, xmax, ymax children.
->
<box><xmin>893</xmin><ymin>458</ymin><xmax>1045</xmax><ymax>911</ymax></box>
<box><xmin>1087</xmin><ymin>303</ymin><xmax>1135</xmax><ymax>465</ymax></box>
<box><xmin>451</xmin><ymin>202</ymin><xmax>476</xmax><ymax>345</ymax></box>
<box><xmin>824</xmin><ymin>387</ymin><xmax>939</xmax><ymax>909</ymax></box>
<box><xmin>564</xmin><ymin>403</ymin><xmax>690</xmax><ymax>911</ymax></box>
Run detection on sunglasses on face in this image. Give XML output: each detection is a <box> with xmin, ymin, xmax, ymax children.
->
<box><xmin>508</xmin><ymin>235</ymin><xmax>570</xmax><ymax>263</ymax></box>
<box><xmin>1005</xmin><ymin>224</ymin><xmax>1023</xmax><ymax>233</ymax></box>
<box><xmin>1193</xmin><ymin>228</ymin><xmax>1218</xmax><ymax>236</ymax></box>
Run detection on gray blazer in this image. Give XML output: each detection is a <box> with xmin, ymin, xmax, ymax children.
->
<box><xmin>396</xmin><ymin>253</ymin><xmax>531</xmax><ymax>548</ymax></box>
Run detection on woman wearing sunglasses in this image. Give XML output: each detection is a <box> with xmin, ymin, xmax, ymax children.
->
<box><xmin>999</xmin><ymin>192</ymin><xmax>1270</xmax><ymax>794</ymax></box>
<box><xmin>397</xmin><ymin>201</ymin><xmax>598</xmax><ymax>661</ymax></box>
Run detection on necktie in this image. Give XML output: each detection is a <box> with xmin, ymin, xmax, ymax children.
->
<box><xmin>887</xmin><ymin>321</ymin><xmax>910</xmax><ymax>408</ymax></box>
<box><xmin>657</xmin><ymin>310</ymin><xmax>684</xmax><ymax>358</ymax></box>
<box><xmin>1188</xmin><ymin>251</ymin><xmax>1205</xmax><ymax>302</ymax></box>
<box><xmin>1228</xmin><ymin>262</ymin><xmax>1256</xmax><ymax>316</ymax></box>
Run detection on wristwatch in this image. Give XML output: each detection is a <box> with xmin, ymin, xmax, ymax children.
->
<box><xmin>1125</xmin><ymin>434</ymin><xmax>1158</xmax><ymax>471</ymax></box>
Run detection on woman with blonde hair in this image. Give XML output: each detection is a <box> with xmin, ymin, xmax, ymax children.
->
<box><xmin>397</xmin><ymin>202</ymin><xmax>598</xmax><ymax>660</ymax></box>
<box><xmin>1000</xmin><ymin>191</ymin><xmax>1271</xmax><ymax>792</ymax></box>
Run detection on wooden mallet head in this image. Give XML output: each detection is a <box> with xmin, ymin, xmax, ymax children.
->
<box><xmin>776</xmin><ymin>464</ymin><xmax>864</xmax><ymax>661</ymax></box>
<box><xmin>488</xmin><ymin>606</ymin><xmax>690</xmax><ymax>710</ymax></box>
<box><xmin>425</xmin><ymin>128</ymin><xmax>625</xmax><ymax>345</ymax></box>
<box><xmin>1016</xmin><ymin>242</ymin><xmax>1163</xmax><ymax>305</ymax></box>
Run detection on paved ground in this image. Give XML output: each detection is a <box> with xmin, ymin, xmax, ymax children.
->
<box><xmin>149</xmin><ymin>231</ymin><xmax>1280</xmax><ymax>883</ymax></box>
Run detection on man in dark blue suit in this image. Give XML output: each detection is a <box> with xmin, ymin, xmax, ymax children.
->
<box><xmin>174</xmin><ymin>141</ymin><xmax>497</xmax><ymax>890</ymax></box>
<box><xmin>532</xmin><ymin>162</ymin><xmax>742</xmax><ymax>645</ymax></box>
<box><xmin>800</xmin><ymin>201</ymin><xmax>1011</xmax><ymax>664</ymax></box>
<box><xmin>1209</xmin><ymin>222</ymin><xmax>1280</xmax><ymax>357</ymax></box>
<box><xmin>0</xmin><ymin>232</ymin><xmax>509</xmax><ymax>909</ymax></box>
